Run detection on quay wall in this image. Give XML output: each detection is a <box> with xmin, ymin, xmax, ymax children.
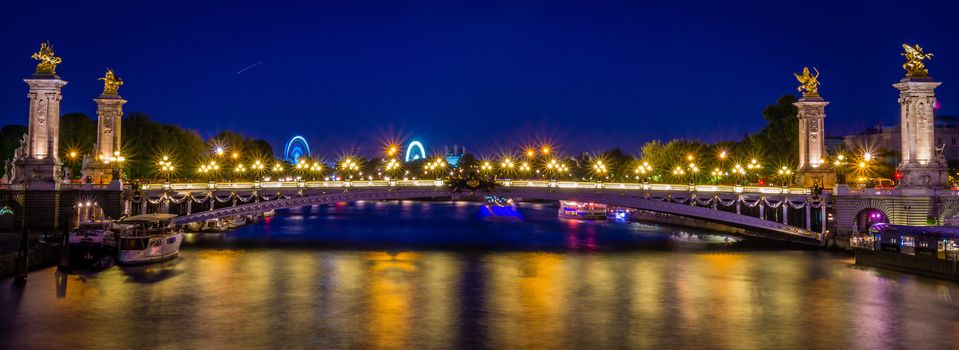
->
<box><xmin>0</xmin><ymin>242</ymin><xmax>60</xmax><ymax>277</ymax></box>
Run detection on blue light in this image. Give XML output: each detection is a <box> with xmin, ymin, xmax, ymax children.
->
<box><xmin>284</xmin><ymin>136</ymin><xmax>310</xmax><ymax>163</ymax></box>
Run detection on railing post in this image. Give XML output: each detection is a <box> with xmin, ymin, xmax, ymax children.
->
<box><xmin>759</xmin><ymin>200</ymin><xmax>765</xmax><ymax>220</ymax></box>
<box><xmin>161</xmin><ymin>198</ymin><xmax>170</xmax><ymax>214</ymax></box>
<box><xmin>820</xmin><ymin>201</ymin><xmax>827</xmax><ymax>233</ymax></box>
<box><xmin>805</xmin><ymin>202</ymin><xmax>812</xmax><ymax>230</ymax></box>
<box><xmin>186</xmin><ymin>200</ymin><xmax>192</xmax><ymax>215</ymax></box>
<box><xmin>782</xmin><ymin>197</ymin><xmax>789</xmax><ymax>224</ymax></box>
<box><xmin>140</xmin><ymin>199</ymin><xmax>147</xmax><ymax>215</ymax></box>
<box><xmin>736</xmin><ymin>196</ymin><xmax>741</xmax><ymax>215</ymax></box>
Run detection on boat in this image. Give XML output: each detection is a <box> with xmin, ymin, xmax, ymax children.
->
<box><xmin>479</xmin><ymin>195</ymin><xmax>523</xmax><ymax>222</ymax></box>
<box><xmin>117</xmin><ymin>214</ymin><xmax>183</xmax><ymax>265</ymax></box>
<box><xmin>185</xmin><ymin>221</ymin><xmax>203</xmax><ymax>232</ymax></box>
<box><xmin>558</xmin><ymin>200</ymin><xmax>607</xmax><ymax>220</ymax></box>
<box><xmin>200</xmin><ymin>218</ymin><xmax>228</xmax><ymax>232</ymax></box>
<box><xmin>262</xmin><ymin>209</ymin><xmax>276</xmax><ymax>217</ymax></box>
<box><xmin>852</xmin><ymin>223</ymin><xmax>959</xmax><ymax>280</ymax></box>
<box><xmin>68</xmin><ymin>221</ymin><xmax>122</xmax><ymax>269</ymax></box>
<box><xmin>224</xmin><ymin>215</ymin><xmax>247</xmax><ymax>229</ymax></box>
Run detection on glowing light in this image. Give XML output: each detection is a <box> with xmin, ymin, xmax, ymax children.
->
<box><xmin>405</xmin><ymin>140</ymin><xmax>427</xmax><ymax>162</ymax></box>
<box><xmin>283</xmin><ymin>136</ymin><xmax>311</xmax><ymax>163</ymax></box>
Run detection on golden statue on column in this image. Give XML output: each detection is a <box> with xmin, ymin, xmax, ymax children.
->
<box><xmin>98</xmin><ymin>68</ymin><xmax>124</xmax><ymax>95</ymax></box>
<box><xmin>902</xmin><ymin>43</ymin><xmax>933</xmax><ymax>78</ymax></box>
<box><xmin>31</xmin><ymin>41</ymin><xmax>62</xmax><ymax>76</ymax></box>
<box><xmin>794</xmin><ymin>66</ymin><xmax>820</xmax><ymax>98</ymax></box>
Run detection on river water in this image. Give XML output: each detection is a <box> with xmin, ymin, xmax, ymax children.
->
<box><xmin>2</xmin><ymin>201</ymin><xmax>958</xmax><ymax>349</ymax></box>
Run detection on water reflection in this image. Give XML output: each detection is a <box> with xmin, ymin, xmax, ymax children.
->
<box><xmin>1</xmin><ymin>201</ymin><xmax>958</xmax><ymax>349</ymax></box>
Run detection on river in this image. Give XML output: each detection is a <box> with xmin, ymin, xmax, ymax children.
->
<box><xmin>2</xmin><ymin>201</ymin><xmax>958</xmax><ymax>349</ymax></box>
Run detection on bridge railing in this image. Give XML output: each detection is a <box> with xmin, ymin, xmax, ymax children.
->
<box><xmin>137</xmin><ymin>179</ymin><xmax>811</xmax><ymax>195</ymax></box>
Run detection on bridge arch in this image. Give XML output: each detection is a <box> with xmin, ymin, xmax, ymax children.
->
<box><xmin>854</xmin><ymin>208</ymin><xmax>889</xmax><ymax>233</ymax></box>
<box><xmin>405</xmin><ymin>140</ymin><xmax>426</xmax><ymax>162</ymax></box>
<box><xmin>284</xmin><ymin>136</ymin><xmax>310</xmax><ymax>164</ymax></box>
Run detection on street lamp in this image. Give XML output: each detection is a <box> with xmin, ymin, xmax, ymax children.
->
<box><xmin>777</xmin><ymin>166</ymin><xmax>794</xmax><ymax>185</ymax></box>
<box><xmin>157</xmin><ymin>156</ymin><xmax>175</xmax><ymax>181</ymax></box>
<box><xmin>592</xmin><ymin>159</ymin><xmax>608</xmax><ymax>180</ymax></box>
<box><xmin>635</xmin><ymin>161</ymin><xmax>653</xmax><ymax>182</ymax></box>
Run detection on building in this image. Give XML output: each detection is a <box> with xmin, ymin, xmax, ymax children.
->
<box><xmin>444</xmin><ymin>145</ymin><xmax>465</xmax><ymax>167</ymax></box>
<box><xmin>842</xmin><ymin>115</ymin><xmax>959</xmax><ymax>163</ymax></box>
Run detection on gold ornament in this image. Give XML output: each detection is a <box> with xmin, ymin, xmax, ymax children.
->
<box><xmin>31</xmin><ymin>41</ymin><xmax>62</xmax><ymax>76</ymax></box>
<box><xmin>98</xmin><ymin>68</ymin><xmax>124</xmax><ymax>95</ymax></box>
<box><xmin>902</xmin><ymin>43</ymin><xmax>933</xmax><ymax>77</ymax></box>
<box><xmin>794</xmin><ymin>67</ymin><xmax>821</xmax><ymax>98</ymax></box>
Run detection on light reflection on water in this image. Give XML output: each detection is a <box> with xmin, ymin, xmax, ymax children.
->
<box><xmin>2</xmin><ymin>201</ymin><xmax>958</xmax><ymax>349</ymax></box>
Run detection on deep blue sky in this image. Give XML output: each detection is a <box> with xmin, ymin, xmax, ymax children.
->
<box><xmin>1</xmin><ymin>1</ymin><xmax>957</xmax><ymax>157</ymax></box>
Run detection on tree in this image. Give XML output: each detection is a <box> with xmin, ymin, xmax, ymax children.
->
<box><xmin>0</xmin><ymin>125</ymin><xmax>27</xmax><ymax>170</ymax></box>
<box><xmin>748</xmin><ymin>94</ymin><xmax>799</xmax><ymax>167</ymax></box>
<box><xmin>122</xmin><ymin>113</ymin><xmax>207</xmax><ymax>179</ymax></box>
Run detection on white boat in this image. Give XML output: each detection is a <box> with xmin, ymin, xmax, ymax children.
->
<box><xmin>117</xmin><ymin>214</ymin><xmax>183</xmax><ymax>265</ymax></box>
<box><xmin>558</xmin><ymin>200</ymin><xmax>607</xmax><ymax>220</ymax></box>
<box><xmin>262</xmin><ymin>210</ymin><xmax>276</xmax><ymax>217</ymax></box>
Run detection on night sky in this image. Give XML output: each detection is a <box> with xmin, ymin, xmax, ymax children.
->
<box><xmin>1</xmin><ymin>1</ymin><xmax>957</xmax><ymax>157</ymax></box>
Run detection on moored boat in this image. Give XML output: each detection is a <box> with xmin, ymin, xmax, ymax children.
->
<box><xmin>117</xmin><ymin>214</ymin><xmax>183</xmax><ymax>265</ymax></box>
<box><xmin>200</xmin><ymin>218</ymin><xmax>228</xmax><ymax>232</ymax></box>
<box><xmin>68</xmin><ymin>221</ymin><xmax>122</xmax><ymax>269</ymax></box>
<box><xmin>224</xmin><ymin>215</ymin><xmax>246</xmax><ymax>229</ymax></box>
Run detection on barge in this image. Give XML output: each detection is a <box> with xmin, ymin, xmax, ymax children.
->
<box><xmin>852</xmin><ymin>223</ymin><xmax>959</xmax><ymax>280</ymax></box>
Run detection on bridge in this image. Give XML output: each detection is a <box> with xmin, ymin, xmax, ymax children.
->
<box><xmin>133</xmin><ymin>180</ymin><xmax>828</xmax><ymax>246</ymax></box>
<box><xmin>3</xmin><ymin>41</ymin><xmax>955</xmax><ymax>251</ymax></box>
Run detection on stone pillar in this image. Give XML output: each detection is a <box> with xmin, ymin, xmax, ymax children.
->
<box><xmin>795</xmin><ymin>95</ymin><xmax>835</xmax><ymax>187</ymax></box>
<box><xmin>83</xmin><ymin>93</ymin><xmax>126</xmax><ymax>182</ymax></box>
<box><xmin>14</xmin><ymin>77</ymin><xmax>67</xmax><ymax>188</ymax></box>
<box><xmin>83</xmin><ymin>70</ymin><xmax>126</xmax><ymax>184</ymax></box>
<box><xmin>894</xmin><ymin>77</ymin><xmax>948</xmax><ymax>190</ymax></box>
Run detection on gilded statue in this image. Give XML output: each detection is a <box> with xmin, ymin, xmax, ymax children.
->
<box><xmin>794</xmin><ymin>66</ymin><xmax>820</xmax><ymax>97</ymax></box>
<box><xmin>98</xmin><ymin>68</ymin><xmax>124</xmax><ymax>95</ymax></box>
<box><xmin>31</xmin><ymin>41</ymin><xmax>62</xmax><ymax>76</ymax></box>
<box><xmin>902</xmin><ymin>43</ymin><xmax>933</xmax><ymax>77</ymax></box>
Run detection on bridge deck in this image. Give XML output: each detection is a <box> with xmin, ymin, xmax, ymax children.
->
<box><xmin>135</xmin><ymin>180</ymin><xmax>825</xmax><ymax>246</ymax></box>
